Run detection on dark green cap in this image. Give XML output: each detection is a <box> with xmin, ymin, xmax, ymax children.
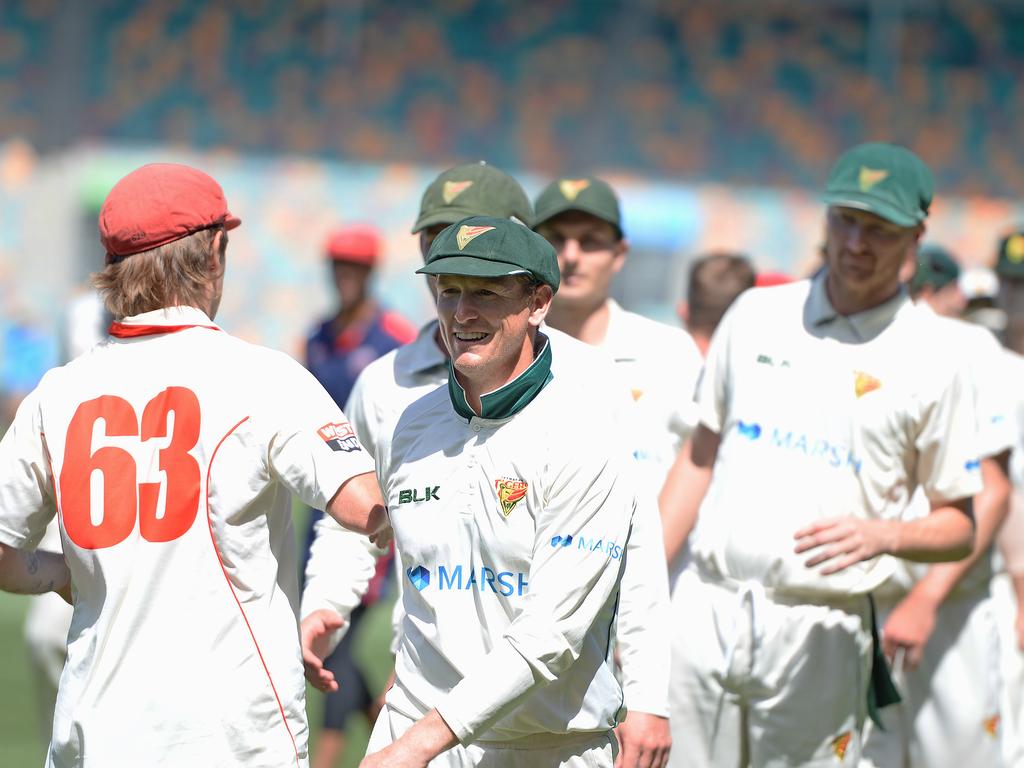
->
<box><xmin>822</xmin><ymin>142</ymin><xmax>934</xmax><ymax>227</ymax></box>
<box><xmin>997</xmin><ymin>230</ymin><xmax>1024</xmax><ymax>279</ymax></box>
<box><xmin>532</xmin><ymin>176</ymin><xmax>622</xmax><ymax>236</ymax></box>
<box><xmin>417</xmin><ymin>215</ymin><xmax>560</xmax><ymax>291</ymax></box>
<box><xmin>411</xmin><ymin>161</ymin><xmax>533</xmax><ymax>234</ymax></box>
<box><xmin>910</xmin><ymin>244</ymin><xmax>961</xmax><ymax>292</ymax></box>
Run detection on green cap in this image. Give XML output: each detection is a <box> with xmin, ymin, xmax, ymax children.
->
<box><xmin>411</xmin><ymin>161</ymin><xmax>533</xmax><ymax>234</ymax></box>
<box><xmin>910</xmin><ymin>244</ymin><xmax>961</xmax><ymax>292</ymax></box>
<box><xmin>997</xmin><ymin>230</ymin><xmax>1024</xmax><ymax>279</ymax></box>
<box><xmin>822</xmin><ymin>142</ymin><xmax>934</xmax><ymax>227</ymax></box>
<box><xmin>532</xmin><ymin>176</ymin><xmax>623</xmax><ymax>236</ymax></box>
<box><xmin>417</xmin><ymin>215</ymin><xmax>560</xmax><ymax>291</ymax></box>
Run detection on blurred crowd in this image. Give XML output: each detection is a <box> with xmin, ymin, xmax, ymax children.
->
<box><xmin>4</xmin><ymin>1</ymin><xmax>1024</xmax><ymax>194</ymax></box>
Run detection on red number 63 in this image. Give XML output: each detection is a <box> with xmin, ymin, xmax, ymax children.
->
<box><xmin>59</xmin><ymin>387</ymin><xmax>202</xmax><ymax>550</ymax></box>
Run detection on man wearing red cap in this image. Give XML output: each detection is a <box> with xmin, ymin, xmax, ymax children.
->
<box><xmin>0</xmin><ymin>162</ymin><xmax>386</xmax><ymax>768</ymax></box>
<box><xmin>302</xmin><ymin>225</ymin><xmax>415</xmax><ymax>768</ymax></box>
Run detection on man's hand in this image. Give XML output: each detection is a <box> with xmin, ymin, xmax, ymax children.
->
<box><xmin>300</xmin><ymin>609</ymin><xmax>345</xmax><ymax>692</ymax></box>
<box><xmin>881</xmin><ymin>592</ymin><xmax>938</xmax><ymax>668</ymax></box>
<box><xmin>370</xmin><ymin>525</ymin><xmax>394</xmax><ymax>550</ymax></box>
<box><xmin>615</xmin><ymin>711</ymin><xmax>671</xmax><ymax>768</ymax></box>
<box><xmin>794</xmin><ymin>517</ymin><xmax>897</xmax><ymax>575</ymax></box>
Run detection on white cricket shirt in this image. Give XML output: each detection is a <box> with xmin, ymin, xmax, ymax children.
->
<box><xmin>595</xmin><ymin>299</ymin><xmax>703</xmax><ymax>485</ymax></box>
<box><xmin>0</xmin><ymin>306</ymin><xmax>375</xmax><ymax>768</ymax></box>
<box><xmin>693</xmin><ymin>274</ymin><xmax>982</xmax><ymax>598</ymax></box>
<box><xmin>304</xmin><ymin>320</ymin><xmax>672</xmax><ymax>718</ymax></box>
<box><xmin>377</xmin><ymin>335</ymin><xmax>634</xmax><ymax>743</ymax></box>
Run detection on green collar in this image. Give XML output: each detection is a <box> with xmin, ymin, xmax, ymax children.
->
<box><xmin>448</xmin><ymin>333</ymin><xmax>553</xmax><ymax>421</ymax></box>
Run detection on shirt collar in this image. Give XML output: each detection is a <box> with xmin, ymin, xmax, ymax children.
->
<box><xmin>804</xmin><ymin>270</ymin><xmax>910</xmax><ymax>341</ymax></box>
<box><xmin>109</xmin><ymin>306</ymin><xmax>220</xmax><ymax>338</ymax></box>
<box><xmin>447</xmin><ymin>332</ymin><xmax>554</xmax><ymax>421</ymax></box>
<box><xmin>396</xmin><ymin>320</ymin><xmax>448</xmax><ymax>376</ymax></box>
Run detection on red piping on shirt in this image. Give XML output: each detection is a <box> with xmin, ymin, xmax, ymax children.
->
<box><xmin>109</xmin><ymin>323</ymin><xmax>221</xmax><ymax>338</ymax></box>
<box><xmin>206</xmin><ymin>416</ymin><xmax>300</xmax><ymax>767</ymax></box>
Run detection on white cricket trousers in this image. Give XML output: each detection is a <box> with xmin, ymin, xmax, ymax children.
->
<box><xmin>860</xmin><ymin>588</ymin><xmax>1004</xmax><ymax>768</ymax></box>
<box><xmin>365</xmin><ymin>704</ymin><xmax>617</xmax><ymax>767</ymax></box>
<box><xmin>668</xmin><ymin>568</ymin><xmax>872</xmax><ymax>768</ymax></box>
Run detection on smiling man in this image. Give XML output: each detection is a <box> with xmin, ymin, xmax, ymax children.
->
<box><xmin>662</xmin><ymin>143</ymin><xmax>982</xmax><ymax>767</ymax></box>
<box><xmin>359</xmin><ymin>216</ymin><xmax>636</xmax><ymax>768</ymax></box>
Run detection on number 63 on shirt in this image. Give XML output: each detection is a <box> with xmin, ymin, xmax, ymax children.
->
<box><xmin>59</xmin><ymin>386</ymin><xmax>201</xmax><ymax>550</ymax></box>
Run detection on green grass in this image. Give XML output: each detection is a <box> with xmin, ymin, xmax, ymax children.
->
<box><xmin>0</xmin><ymin>501</ymin><xmax>396</xmax><ymax>768</ymax></box>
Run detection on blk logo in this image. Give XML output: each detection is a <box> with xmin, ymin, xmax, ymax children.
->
<box><xmin>398</xmin><ymin>486</ymin><xmax>440</xmax><ymax>504</ymax></box>
<box><xmin>550</xmin><ymin>534</ymin><xmax>574</xmax><ymax>548</ymax></box>
<box><xmin>407</xmin><ymin>565</ymin><xmax>430</xmax><ymax>591</ymax></box>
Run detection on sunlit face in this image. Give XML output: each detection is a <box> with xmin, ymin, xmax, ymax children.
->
<box><xmin>435</xmin><ymin>273</ymin><xmax>552</xmax><ymax>393</ymax></box>
<box><xmin>824</xmin><ymin>206</ymin><xmax>922</xmax><ymax>303</ymax></box>
<box><xmin>535</xmin><ymin>212</ymin><xmax>625</xmax><ymax>309</ymax></box>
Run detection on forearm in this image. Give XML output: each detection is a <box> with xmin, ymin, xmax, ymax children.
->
<box><xmin>325</xmin><ymin>471</ymin><xmax>388</xmax><ymax>534</ymax></box>
<box><xmin>391</xmin><ymin>709</ymin><xmax>459</xmax><ymax>762</ymax></box>
<box><xmin>301</xmin><ymin>514</ymin><xmax>380</xmax><ymax>623</ymax></box>
<box><xmin>889</xmin><ymin>500</ymin><xmax>974</xmax><ymax>564</ymax></box>
<box><xmin>660</xmin><ymin>426</ymin><xmax>717</xmax><ymax>564</ymax></box>
<box><xmin>906</xmin><ymin>462</ymin><xmax>1009</xmax><ymax>605</ymax></box>
<box><xmin>0</xmin><ymin>543</ymin><xmax>70</xmax><ymax>596</ymax></box>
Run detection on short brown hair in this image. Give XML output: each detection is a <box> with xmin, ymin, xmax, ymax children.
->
<box><xmin>92</xmin><ymin>228</ymin><xmax>225</xmax><ymax>318</ymax></box>
<box><xmin>686</xmin><ymin>252</ymin><xmax>756</xmax><ymax>335</ymax></box>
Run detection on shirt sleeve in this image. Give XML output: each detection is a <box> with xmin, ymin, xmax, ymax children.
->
<box><xmin>971</xmin><ymin>337</ymin><xmax>1017</xmax><ymax>459</ymax></box>
<box><xmin>300</xmin><ymin>514</ymin><xmax>384</xmax><ymax>653</ymax></box>
<box><xmin>666</xmin><ymin>332</ymin><xmax>704</xmax><ymax>443</ymax></box>
<box><xmin>435</xmin><ymin>435</ymin><xmax>634</xmax><ymax>743</ymax></box>
<box><xmin>344</xmin><ymin>367</ymin><xmax>382</xmax><ymax>463</ymax></box>
<box><xmin>696</xmin><ymin>298</ymin><xmax>739</xmax><ymax>435</ymax></box>
<box><xmin>264</xmin><ymin>356</ymin><xmax>375</xmax><ymax>512</ymax></box>
<box><xmin>0</xmin><ymin>383</ymin><xmax>56</xmax><ymax>550</ymax></box>
<box><xmin>615</xmin><ymin>486</ymin><xmax>671</xmax><ymax>717</ymax></box>
<box><xmin>916</xmin><ymin>360</ymin><xmax>984</xmax><ymax>505</ymax></box>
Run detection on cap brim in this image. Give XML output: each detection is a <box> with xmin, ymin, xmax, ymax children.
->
<box><xmin>416</xmin><ymin>255</ymin><xmax>530</xmax><ymax>279</ymax></box>
<box><xmin>533</xmin><ymin>201</ymin><xmax>622</xmax><ymax>237</ymax></box>
<box><xmin>821</xmin><ymin>192</ymin><xmax>919</xmax><ymax>227</ymax></box>
<box><xmin>225</xmin><ymin>214</ymin><xmax>242</xmax><ymax>230</ymax></box>
<box><xmin>410</xmin><ymin>208</ymin><xmax>481</xmax><ymax>234</ymax></box>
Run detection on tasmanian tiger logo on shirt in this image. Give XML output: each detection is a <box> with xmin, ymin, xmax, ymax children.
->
<box><xmin>495</xmin><ymin>478</ymin><xmax>528</xmax><ymax>517</ymax></box>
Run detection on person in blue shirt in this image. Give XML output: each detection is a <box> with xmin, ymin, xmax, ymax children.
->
<box><xmin>303</xmin><ymin>224</ymin><xmax>415</xmax><ymax>768</ymax></box>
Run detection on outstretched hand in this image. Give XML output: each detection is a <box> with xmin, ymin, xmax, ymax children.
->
<box><xmin>300</xmin><ymin>608</ymin><xmax>345</xmax><ymax>692</ymax></box>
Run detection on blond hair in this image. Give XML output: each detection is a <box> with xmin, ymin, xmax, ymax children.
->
<box><xmin>92</xmin><ymin>228</ymin><xmax>224</xmax><ymax>318</ymax></box>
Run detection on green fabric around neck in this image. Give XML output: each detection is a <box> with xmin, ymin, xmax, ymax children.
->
<box><xmin>448</xmin><ymin>333</ymin><xmax>553</xmax><ymax>420</ymax></box>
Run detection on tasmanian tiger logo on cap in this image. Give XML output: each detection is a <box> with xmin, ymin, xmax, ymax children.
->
<box><xmin>495</xmin><ymin>478</ymin><xmax>528</xmax><ymax>517</ymax></box>
<box><xmin>317</xmin><ymin>421</ymin><xmax>361</xmax><ymax>453</ymax></box>
<box><xmin>442</xmin><ymin>180</ymin><xmax>474</xmax><ymax>204</ymax></box>
<box><xmin>457</xmin><ymin>224</ymin><xmax>495</xmax><ymax>250</ymax></box>
<box><xmin>830</xmin><ymin>731</ymin><xmax>852</xmax><ymax>760</ymax></box>
<box><xmin>858</xmin><ymin>166</ymin><xmax>889</xmax><ymax>192</ymax></box>
<box><xmin>558</xmin><ymin>179</ymin><xmax>591</xmax><ymax>202</ymax></box>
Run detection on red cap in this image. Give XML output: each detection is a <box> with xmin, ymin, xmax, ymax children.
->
<box><xmin>99</xmin><ymin>163</ymin><xmax>241</xmax><ymax>262</ymax></box>
<box><xmin>755</xmin><ymin>271</ymin><xmax>792</xmax><ymax>288</ymax></box>
<box><xmin>325</xmin><ymin>225</ymin><xmax>381</xmax><ymax>266</ymax></box>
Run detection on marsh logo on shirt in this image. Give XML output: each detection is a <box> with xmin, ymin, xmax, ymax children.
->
<box><xmin>732</xmin><ymin>420</ymin><xmax>862</xmax><ymax>473</ymax></box>
<box><xmin>495</xmin><ymin>478</ymin><xmax>528</xmax><ymax>517</ymax></box>
<box><xmin>407</xmin><ymin>563</ymin><xmax>529</xmax><ymax>596</ymax></box>
<box><xmin>317</xmin><ymin>421</ymin><xmax>361</xmax><ymax>452</ymax></box>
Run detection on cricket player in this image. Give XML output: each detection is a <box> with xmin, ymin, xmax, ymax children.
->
<box><xmin>663</xmin><ymin>142</ymin><xmax>981</xmax><ymax>767</ymax></box>
<box><xmin>360</xmin><ymin>215</ymin><xmax>634</xmax><ymax>767</ymax></box>
<box><xmin>675</xmin><ymin>252</ymin><xmax>756</xmax><ymax>358</ymax></box>
<box><xmin>534</xmin><ymin>176</ymin><xmax>704</xmax><ymax>489</ymax></box>
<box><xmin>860</xmin><ymin>243</ymin><xmax>1015</xmax><ymax>767</ymax></box>
<box><xmin>302</xmin><ymin>164</ymin><xmax>673</xmax><ymax>768</ymax></box>
<box><xmin>0</xmin><ymin>162</ymin><xmax>386</xmax><ymax>768</ymax></box>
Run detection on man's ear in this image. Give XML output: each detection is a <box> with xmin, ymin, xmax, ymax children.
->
<box><xmin>210</xmin><ymin>230</ymin><xmax>225</xmax><ymax>272</ymax></box>
<box><xmin>677</xmin><ymin>300</ymin><xmax>689</xmax><ymax>325</ymax></box>
<box><xmin>529</xmin><ymin>284</ymin><xmax>555</xmax><ymax>327</ymax></box>
<box><xmin>611</xmin><ymin>238</ymin><xmax>629</xmax><ymax>275</ymax></box>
